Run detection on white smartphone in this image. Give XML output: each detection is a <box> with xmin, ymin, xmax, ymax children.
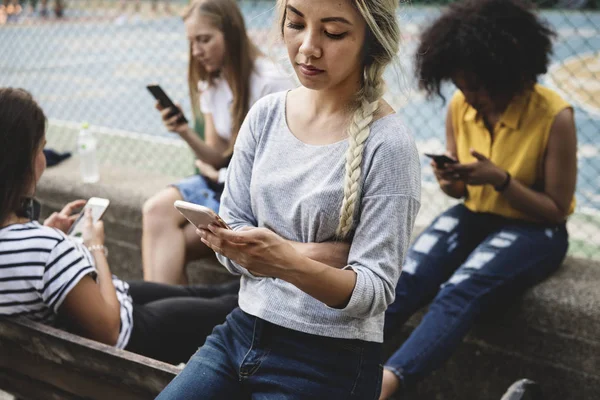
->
<box><xmin>174</xmin><ymin>200</ymin><xmax>230</xmax><ymax>230</ymax></box>
<box><xmin>67</xmin><ymin>197</ymin><xmax>111</xmax><ymax>242</ymax></box>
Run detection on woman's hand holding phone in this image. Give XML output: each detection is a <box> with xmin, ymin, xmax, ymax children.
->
<box><xmin>199</xmin><ymin>225</ymin><xmax>302</xmax><ymax>279</ymax></box>
<box><xmin>427</xmin><ymin>153</ymin><xmax>461</xmax><ymax>185</ymax></box>
<box><xmin>44</xmin><ymin>199</ymin><xmax>87</xmax><ymax>234</ymax></box>
<box><xmin>156</xmin><ymin>102</ymin><xmax>191</xmax><ymax>137</ymax></box>
<box><xmin>445</xmin><ymin>149</ymin><xmax>507</xmax><ymax>187</ymax></box>
<box><xmin>82</xmin><ymin>208</ymin><xmax>105</xmax><ymax>248</ymax></box>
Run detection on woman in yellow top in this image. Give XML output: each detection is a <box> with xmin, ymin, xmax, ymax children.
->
<box><xmin>380</xmin><ymin>0</ymin><xmax>577</xmax><ymax>398</ymax></box>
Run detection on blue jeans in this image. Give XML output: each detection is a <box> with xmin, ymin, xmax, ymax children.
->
<box><xmin>157</xmin><ymin>308</ymin><xmax>383</xmax><ymax>400</ymax></box>
<box><xmin>384</xmin><ymin>204</ymin><xmax>568</xmax><ymax>390</ymax></box>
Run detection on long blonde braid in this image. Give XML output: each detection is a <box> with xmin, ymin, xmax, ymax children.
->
<box><xmin>335</xmin><ymin>0</ymin><xmax>400</xmax><ymax>237</ymax></box>
<box><xmin>336</xmin><ymin>65</ymin><xmax>386</xmax><ymax>237</ymax></box>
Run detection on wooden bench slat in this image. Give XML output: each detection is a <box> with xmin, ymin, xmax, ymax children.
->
<box><xmin>0</xmin><ymin>367</ymin><xmax>79</xmax><ymax>400</ymax></box>
<box><xmin>0</xmin><ymin>318</ymin><xmax>179</xmax><ymax>399</ymax></box>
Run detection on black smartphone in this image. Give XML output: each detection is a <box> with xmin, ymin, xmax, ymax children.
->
<box><xmin>424</xmin><ymin>153</ymin><xmax>458</xmax><ymax>168</ymax></box>
<box><xmin>146</xmin><ymin>84</ymin><xmax>188</xmax><ymax>124</ymax></box>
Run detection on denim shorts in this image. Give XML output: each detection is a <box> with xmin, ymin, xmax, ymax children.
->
<box><xmin>172</xmin><ymin>174</ymin><xmax>220</xmax><ymax>213</ymax></box>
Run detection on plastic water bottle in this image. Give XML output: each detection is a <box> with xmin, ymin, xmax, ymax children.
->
<box><xmin>77</xmin><ymin>122</ymin><xmax>100</xmax><ymax>183</ymax></box>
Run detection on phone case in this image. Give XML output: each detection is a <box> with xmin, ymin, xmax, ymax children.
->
<box><xmin>174</xmin><ymin>201</ymin><xmax>230</xmax><ymax>230</ymax></box>
<box><xmin>424</xmin><ymin>153</ymin><xmax>457</xmax><ymax>167</ymax></box>
<box><xmin>146</xmin><ymin>85</ymin><xmax>188</xmax><ymax>124</ymax></box>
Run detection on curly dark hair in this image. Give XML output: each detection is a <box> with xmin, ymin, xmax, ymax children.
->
<box><xmin>415</xmin><ymin>0</ymin><xmax>556</xmax><ymax>101</ymax></box>
<box><xmin>0</xmin><ymin>88</ymin><xmax>46</xmax><ymax>225</ymax></box>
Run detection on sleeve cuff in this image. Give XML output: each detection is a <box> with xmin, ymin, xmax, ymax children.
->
<box><xmin>51</xmin><ymin>267</ymin><xmax>96</xmax><ymax>313</ymax></box>
<box><xmin>324</xmin><ymin>265</ymin><xmax>374</xmax><ymax>318</ymax></box>
<box><xmin>215</xmin><ymin>252</ymin><xmax>262</xmax><ymax>279</ymax></box>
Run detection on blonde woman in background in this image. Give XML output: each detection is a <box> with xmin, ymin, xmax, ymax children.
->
<box><xmin>142</xmin><ymin>0</ymin><xmax>294</xmax><ymax>285</ymax></box>
<box><xmin>157</xmin><ymin>0</ymin><xmax>420</xmax><ymax>398</ymax></box>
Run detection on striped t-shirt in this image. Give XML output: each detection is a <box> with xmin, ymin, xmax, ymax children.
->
<box><xmin>0</xmin><ymin>221</ymin><xmax>133</xmax><ymax>349</ymax></box>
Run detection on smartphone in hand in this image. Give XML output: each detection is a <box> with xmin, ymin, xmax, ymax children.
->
<box><xmin>146</xmin><ymin>84</ymin><xmax>188</xmax><ymax>124</ymax></box>
<box><xmin>174</xmin><ymin>200</ymin><xmax>231</xmax><ymax>230</ymax></box>
<box><xmin>67</xmin><ymin>197</ymin><xmax>110</xmax><ymax>242</ymax></box>
<box><xmin>424</xmin><ymin>153</ymin><xmax>458</xmax><ymax>168</ymax></box>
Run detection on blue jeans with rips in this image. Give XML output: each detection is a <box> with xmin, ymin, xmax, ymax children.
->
<box><xmin>384</xmin><ymin>204</ymin><xmax>568</xmax><ymax>391</ymax></box>
<box><xmin>157</xmin><ymin>307</ymin><xmax>383</xmax><ymax>400</ymax></box>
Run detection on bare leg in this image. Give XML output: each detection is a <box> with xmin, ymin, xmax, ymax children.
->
<box><xmin>142</xmin><ymin>187</ymin><xmax>188</xmax><ymax>284</ymax></box>
<box><xmin>183</xmin><ymin>221</ymin><xmax>214</xmax><ymax>262</ymax></box>
<box><xmin>54</xmin><ymin>0</ymin><xmax>62</xmax><ymax>17</ymax></box>
<box><xmin>379</xmin><ymin>369</ymin><xmax>401</xmax><ymax>400</ymax></box>
<box><xmin>142</xmin><ymin>187</ymin><xmax>214</xmax><ymax>284</ymax></box>
<box><xmin>0</xmin><ymin>1</ymin><xmax>7</xmax><ymax>25</ymax></box>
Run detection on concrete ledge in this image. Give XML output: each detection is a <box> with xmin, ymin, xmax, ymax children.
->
<box><xmin>37</xmin><ymin>157</ymin><xmax>231</xmax><ymax>284</ymax></box>
<box><xmin>384</xmin><ymin>256</ymin><xmax>600</xmax><ymax>399</ymax></box>
<box><xmin>37</xmin><ymin>156</ymin><xmax>600</xmax><ymax>399</ymax></box>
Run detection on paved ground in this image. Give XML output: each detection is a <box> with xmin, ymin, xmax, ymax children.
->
<box><xmin>0</xmin><ymin>1</ymin><xmax>599</xmax><ymax>257</ymax></box>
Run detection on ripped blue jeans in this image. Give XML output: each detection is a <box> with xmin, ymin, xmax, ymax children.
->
<box><xmin>384</xmin><ymin>204</ymin><xmax>568</xmax><ymax>390</ymax></box>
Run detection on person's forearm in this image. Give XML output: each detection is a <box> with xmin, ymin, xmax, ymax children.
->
<box><xmin>89</xmin><ymin>252</ymin><xmax>121</xmax><ymax>315</ymax></box>
<box><xmin>280</xmin><ymin>256</ymin><xmax>356</xmax><ymax>308</ymax></box>
<box><xmin>439</xmin><ymin>180</ymin><xmax>466</xmax><ymax>199</ymax></box>
<box><xmin>289</xmin><ymin>241</ymin><xmax>349</xmax><ymax>269</ymax></box>
<box><xmin>181</xmin><ymin>127</ymin><xmax>228</xmax><ymax>167</ymax></box>
<box><xmin>500</xmin><ymin>179</ymin><xmax>568</xmax><ymax>224</ymax></box>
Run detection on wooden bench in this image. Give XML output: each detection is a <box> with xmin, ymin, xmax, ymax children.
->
<box><xmin>0</xmin><ymin>317</ymin><xmax>179</xmax><ymax>400</ymax></box>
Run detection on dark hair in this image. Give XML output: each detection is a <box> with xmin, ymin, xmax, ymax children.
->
<box><xmin>0</xmin><ymin>88</ymin><xmax>46</xmax><ymax>225</ymax></box>
<box><xmin>415</xmin><ymin>0</ymin><xmax>556</xmax><ymax>101</ymax></box>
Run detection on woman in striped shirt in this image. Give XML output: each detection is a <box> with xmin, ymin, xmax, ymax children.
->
<box><xmin>0</xmin><ymin>87</ymin><xmax>239</xmax><ymax>365</ymax></box>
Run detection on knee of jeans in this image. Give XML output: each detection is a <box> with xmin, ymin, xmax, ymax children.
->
<box><xmin>409</xmin><ymin>213</ymin><xmax>463</xmax><ymax>260</ymax></box>
<box><xmin>434</xmin><ymin>271</ymin><xmax>491</xmax><ymax>318</ymax></box>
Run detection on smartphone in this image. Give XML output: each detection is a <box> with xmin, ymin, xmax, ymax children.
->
<box><xmin>174</xmin><ymin>200</ymin><xmax>231</xmax><ymax>230</ymax></box>
<box><xmin>67</xmin><ymin>197</ymin><xmax>111</xmax><ymax>242</ymax></box>
<box><xmin>146</xmin><ymin>84</ymin><xmax>188</xmax><ymax>124</ymax></box>
<box><xmin>424</xmin><ymin>153</ymin><xmax>458</xmax><ymax>168</ymax></box>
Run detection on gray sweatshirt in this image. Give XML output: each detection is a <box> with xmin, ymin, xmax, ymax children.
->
<box><xmin>217</xmin><ymin>91</ymin><xmax>421</xmax><ymax>342</ymax></box>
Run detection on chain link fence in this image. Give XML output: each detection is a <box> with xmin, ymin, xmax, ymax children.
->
<box><xmin>1</xmin><ymin>0</ymin><xmax>599</xmax><ymax>259</ymax></box>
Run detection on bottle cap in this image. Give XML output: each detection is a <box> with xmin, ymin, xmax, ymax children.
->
<box><xmin>81</xmin><ymin>122</ymin><xmax>89</xmax><ymax>129</ymax></box>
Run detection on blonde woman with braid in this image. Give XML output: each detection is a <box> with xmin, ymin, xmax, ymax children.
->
<box><xmin>157</xmin><ymin>0</ymin><xmax>420</xmax><ymax>398</ymax></box>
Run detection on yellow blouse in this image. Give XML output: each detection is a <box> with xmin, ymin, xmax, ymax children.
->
<box><xmin>450</xmin><ymin>84</ymin><xmax>576</xmax><ymax>222</ymax></box>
